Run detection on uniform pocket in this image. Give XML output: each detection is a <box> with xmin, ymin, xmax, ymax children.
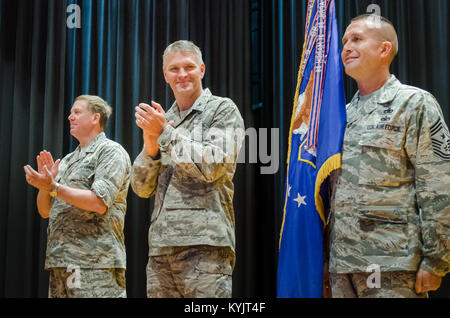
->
<box><xmin>358</xmin><ymin>132</ymin><xmax>408</xmax><ymax>187</ymax></box>
<box><xmin>358</xmin><ymin>206</ymin><xmax>409</xmax><ymax>257</ymax></box>
<box><xmin>68</xmin><ymin>164</ymin><xmax>95</xmax><ymax>189</ymax></box>
<box><xmin>163</xmin><ymin>206</ymin><xmax>230</xmax><ymax>245</ymax></box>
<box><xmin>193</xmin><ymin>246</ymin><xmax>234</xmax><ymax>276</ymax></box>
<box><xmin>164</xmin><ymin>208</ymin><xmax>208</xmax><ymax>237</ymax></box>
<box><xmin>68</xmin><ymin>176</ymin><xmax>94</xmax><ymax>190</ymax></box>
<box><xmin>440</xmin><ymin>235</ymin><xmax>450</xmax><ymax>250</ymax></box>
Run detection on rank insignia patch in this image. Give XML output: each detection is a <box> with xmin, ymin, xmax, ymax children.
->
<box><xmin>430</xmin><ymin>119</ymin><xmax>450</xmax><ymax>160</ymax></box>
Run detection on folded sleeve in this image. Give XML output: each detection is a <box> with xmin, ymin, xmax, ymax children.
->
<box><xmin>91</xmin><ymin>144</ymin><xmax>131</xmax><ymax>209</ymax></box>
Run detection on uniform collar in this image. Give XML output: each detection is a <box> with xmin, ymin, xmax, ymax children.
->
<box><xmin>350</xmin><ymin>75</ymin><xmax>401</xmax><ymax>106</ymax></box>
<box><xmin>167</xmin><ymin>88</ymin><xmax>212</xmax><ymax>125</ymax></box>
<box><xmin>190</xmin><ymin>88</ymin><xmax>212</xmax><ymax>112</ymax></box>
<box><xmin>77</xmin><ymin>132</ymin><xmax>106</xmax><ymax>154</ymax></box>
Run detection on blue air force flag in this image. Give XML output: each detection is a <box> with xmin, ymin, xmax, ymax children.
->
<box><xmin>277</xmin><ymin>0</ymin><xmax>346</xmax><ymax>298</ymax></box>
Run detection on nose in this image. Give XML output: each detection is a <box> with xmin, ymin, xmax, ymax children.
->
<box><xmin>341</xmin><ymin>43</ymin><xmax>352</xmax><ymax>60</ymax></box>
<box><xmin>178</xmin><ymin>67</ymin><xmax>188</xmax><ymax>78</ymax></box>
<box><xmin>342</xmin><ymin>42</ymin><xmax>350</xmax><ymax>54</ymax></box>
<box><xmin>68</xmin><ymin>113</ymin><xmax>74</xmax><ymax>121</ymax></box>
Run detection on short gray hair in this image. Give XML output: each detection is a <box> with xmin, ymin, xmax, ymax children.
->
<box><xmin>351</xmin><ymin>14</ymin><xmax>398</xmax><ymax>61</ymax></box>
<box><xmin>163</xmin><ymin>40</ymin><xmax>204</xmax><ymax>68</ymax></box>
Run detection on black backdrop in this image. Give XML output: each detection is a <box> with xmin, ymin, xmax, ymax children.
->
<box><xmin>0</xmin><ymin>0</ymin><xmax>449</xmax><ymax>298</ymax></box>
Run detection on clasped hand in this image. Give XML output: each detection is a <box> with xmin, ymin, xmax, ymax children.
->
<box><xmin>415</xmin><ymin>269</ymin><xmax>442</xmax><ymax>294</ymax></box>
<box><xmin>135</xmin><ymin>101</ymin><xmax>174</xmax><ymax>138</ymax></box>
<box><xmin>24</xmin><ymin>150</ymin><xmax>60</xmax><ymax>192</ymax></box>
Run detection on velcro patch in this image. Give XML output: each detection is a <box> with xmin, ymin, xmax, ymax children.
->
<box><xmin>430</xmin><ymin>119</ymin><xmax>450</xmax><ymax>160</ymax></box>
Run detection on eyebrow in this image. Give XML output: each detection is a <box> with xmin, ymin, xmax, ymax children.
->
<box><xmin>342</xmin><ymin>31</ymin><xmax>363</xmax><ymax>43</ymax></box>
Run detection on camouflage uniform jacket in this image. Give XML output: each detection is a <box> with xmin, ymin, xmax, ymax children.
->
<box><xmin>330</xmin><ymin>75</ymin><xmax>450</xmax><ymax>276</ymax></box>
<box><xmin>45</xmin><ymin>132</ymin><xmax>131</xmax><ymax>269</ymax></box>
<box><xmin>131</xmin><ymin>88</ymin><xmax>244</xmax><ymax>257</ymax></box>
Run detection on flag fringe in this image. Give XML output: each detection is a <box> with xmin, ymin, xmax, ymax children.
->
<box><xmin>314</xmin><ymin>153</ymin><xmax>341</xmax><ymax>226</ymax></box>
<box><xmin>279</xmin><ymin>4</ymin><xmax>314</xmax><ymax>250</ymax></box>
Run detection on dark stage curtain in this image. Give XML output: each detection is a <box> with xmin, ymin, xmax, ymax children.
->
<box><xmin>1</xmin><ymin>0</ymin><xmax>449</xmax><ymax>298</ymax></box>
<box><xmin>0</xmin><ymin>0</ymin><xmax>252</xmax><ymax>298</ymax></box>
<box><xmin>263</xmin><ymin>0</ymin><xmax>450</xmax><ymax>298</ymax></box>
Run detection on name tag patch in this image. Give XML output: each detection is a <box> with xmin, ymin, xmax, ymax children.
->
<box><xmin>367</xmin><ymin>124</ymin><xmax>401</xmax><ymax>132</ymax></box>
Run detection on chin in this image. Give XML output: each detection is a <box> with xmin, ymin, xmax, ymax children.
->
<box><xmin>69</xmin><ymin>130</ymin><xmax>77</xmax><ymax>138</ymax></box>
<box><xmin>344</xmin><ymin>66</ymin><xmax>358</xmax><ymax>79</ymax></box>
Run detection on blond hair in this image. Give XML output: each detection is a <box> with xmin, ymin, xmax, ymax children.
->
<box><xmin>74</xmin><ymin>95</ymin><xmax>112</xmax><ymax>129</ymax></box>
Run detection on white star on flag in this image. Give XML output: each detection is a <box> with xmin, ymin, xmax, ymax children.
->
<box><xmin>287</xmin><ymin>184</ymin><xmax>292</xmax><ymax>197</ymax></box>
<box><xmin>293</xmin><ymin>193</ymin><xmax>307</xmax><ymax>208</ymax></box>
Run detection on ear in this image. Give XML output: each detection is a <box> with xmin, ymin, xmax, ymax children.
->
<box><xmin>380</xmin><ymin>41</ymin><xmax>393</xmax><ymax>59</ymax></box>
<box><xmin>163</xmin><ymin>66</ymin><xmax>169</xmax><ymax>83</ymax></box>
<box><xmin>92</xmin><ymin>113</ymin><xmax>101</xmax><ymax>126</ymax></box>
<box><xmin>200</xmin><ymin>63</ymin><xmax>206</xmax><ymax>80</ymax></box>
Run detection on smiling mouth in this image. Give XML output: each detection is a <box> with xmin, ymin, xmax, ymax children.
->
<box><xmin>344</xmin><ymin>57</ymin><xmax>358</xmax><ymax>64</ymax></box>
<box><xmin>176</xmin><ymin>82</ymin><xmax>192</xmax><ymax>88</ymax></box>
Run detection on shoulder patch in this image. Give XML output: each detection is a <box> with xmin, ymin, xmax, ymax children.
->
<box><xmin>430</xmin><ymin>119</ymin><xmax>450</xmax><ymax>160</ymax></box>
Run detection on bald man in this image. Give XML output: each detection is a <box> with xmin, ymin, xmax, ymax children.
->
<box><xmin>326</xmin><ymin>14</ymin><xmax>450</xmax><ymax>298</ymax></box>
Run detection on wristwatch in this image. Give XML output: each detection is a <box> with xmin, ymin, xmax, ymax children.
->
<box><xmin>49</xmin><ymin>182</ymin><xmax>60</xmax><ymax>198</ymax></box>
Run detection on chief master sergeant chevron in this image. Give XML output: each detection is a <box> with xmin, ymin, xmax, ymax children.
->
<box><xmin>327</xmin><ymin>14</ymin><xmax>450</xmax><ymax>297</ymax></box>
<box><xmin>131</xmin><ymin>40</ymin><xmax>244</xmax><ymax>298</ymax></box>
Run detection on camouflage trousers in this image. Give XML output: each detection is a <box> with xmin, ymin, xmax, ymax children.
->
<box><xmin>147</xmin><ymin>245</ymin><xmax>234</xmax><ymax>298</ymax></box>
<box><xmin>48</xmin><ymin>267</ymin><xmax>127</xmax><ymax>298</ymax></box>
<box><xmin>329</xmin><ymin>271</ymin><xmax>428</xmax><ymax>298</ymax></box>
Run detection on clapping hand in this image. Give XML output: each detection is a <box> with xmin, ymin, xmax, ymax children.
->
<box><xmin>415</xmin><ymin>269</ymin><xmax>442</xmax><ymax>294</ymax></box>
<box><xmin>24</xmin><ymin>150</ymin><xmax>60</xmax><ymax>192</ymax></box>
<box><xmin>37</xmin><ymin>151</ymin><xmax>60</xmax><ymax>178</ymax></box>
<box><xmin>135</xmin><ymin>101</ymin><xmax>174</xmax><ymax>157</ymax></box>
<box><xmin>135</xmin><ymin>101</ymin><xmax>174</xmax><ymax>137</ymax></box>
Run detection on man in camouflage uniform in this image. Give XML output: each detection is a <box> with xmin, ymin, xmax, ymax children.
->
<box><xmin>327</xmin><ymin>14</ymin><xmax>450</xmax><ymax>298</ymax></box>
<box><xmin>24</xmin><ymin>95</ymin><xmax>131</xmax><ymax>298</ymax></box>
<box><xmin>131</xmin><ymin>40</ymin><xmax>244</xmax><ymax>298</ymax></box>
